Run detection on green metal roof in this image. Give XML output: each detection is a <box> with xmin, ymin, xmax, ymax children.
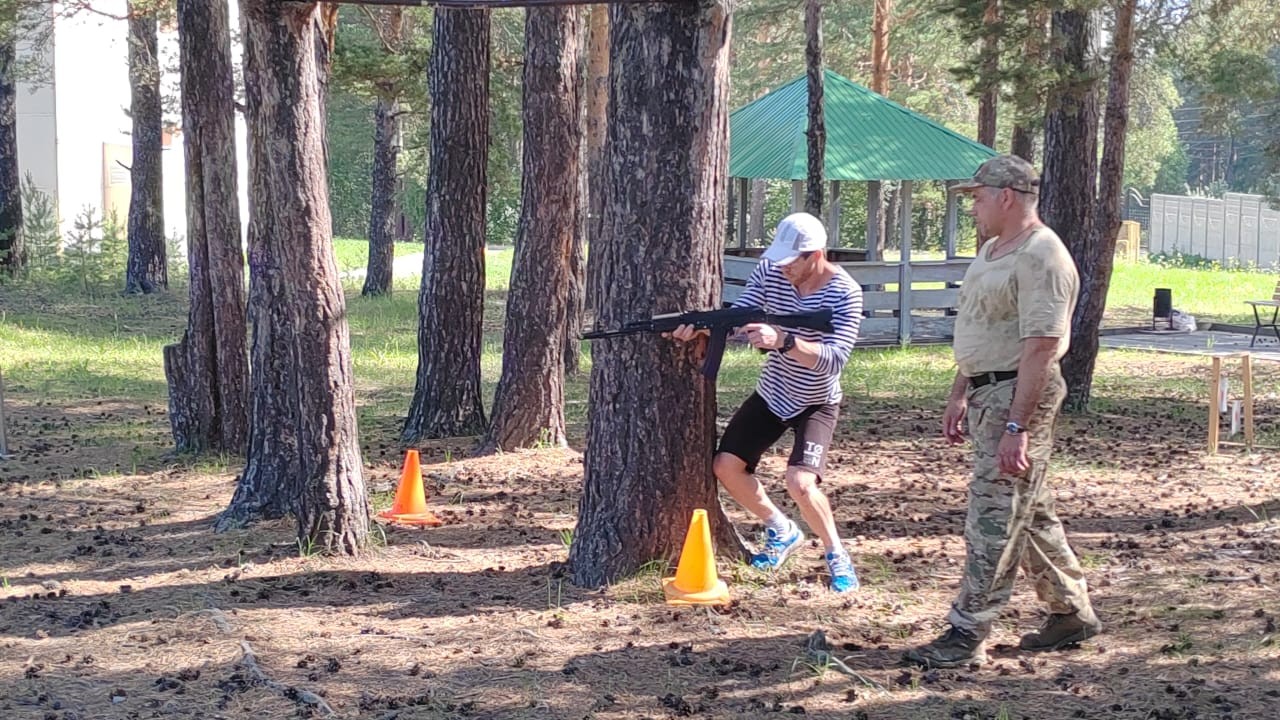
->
<box><xmin>729</xmin><ymin>70</ymin><xmax>997</xmax><ymax>182</ymax></box>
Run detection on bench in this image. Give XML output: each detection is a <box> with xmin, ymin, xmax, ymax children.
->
<box><xmin>1245</xmin><ymin>280</ymin><xmax>1280</xmax><ymax>347</ymax></box>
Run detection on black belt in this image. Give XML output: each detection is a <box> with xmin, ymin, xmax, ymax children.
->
<box><xmin>968</xmin><ymin>370</ymin><xmax>1018</xmax><ymax>388</ymax></box>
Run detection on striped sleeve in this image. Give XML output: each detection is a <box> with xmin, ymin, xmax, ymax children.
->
<box><xmin>730</xmin><ymin>260</ymin><xmax>770</xmax><ymax>309</ymax></box>
<box><xmin>812</xmin><ymin>282</ymin><xmax>862</xmax><ymax>377</ymax></box>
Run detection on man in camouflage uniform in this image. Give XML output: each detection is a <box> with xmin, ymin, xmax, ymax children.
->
<box><xmin>905</xmin><ymin>155</ymin><xmax>1101</xmax><ymax>669</ymax></box>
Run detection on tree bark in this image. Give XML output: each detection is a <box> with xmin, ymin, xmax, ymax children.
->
<box><xmin>402</xmin><ymin>8</ymin><xmax>489</xmax><ymax>442</ymax></box>
<box><xmin>1039</xmin><ymin>7</ymin><xmax>1100</xmax><ymax>412</ymax></box>
<box><xmin>871</xmin><ymin>0</ymin><xmax>890</xmax><ymax>95</ymax></box>
<box><xmin>0</xmin><ymin>26</ymin><xmax>22</xmax><ymax>276</ymax></box>
<box><xmin>804</xmin><ymin>0</ymin><xmax>824</xmax><ymax>216</ymax></box>
<box><xmin>869</xmin><ymin>0</ymin><xmax>889</xmax><ymax>262</ymax></box>
<box><xmin>1011</xmin><ymin>125</ymin><xmax>1034</xmax><ymax>162</ymax></box>
<box><xmin>748</xmin><ymin>179</ymin><xmax>766</xmax><ymax>242</ymax></box>
<box><xmin>569</xmin><ymin>0</ymin><xmax>743</xmax><ymax>589</ymax></box>
<box><xmin>564</xmin><ymin>14</ymin><xmax>590</xmax><ymax>376</ymax></box>
<box><xmin>218</xmin><ymin>0</ymin><xmax>368</xmax><ymax>556</ymax></box>
<box><xmin>976</xmin><ymin>0</ymin><xmax>999</xmax><ymax>149</ymax></box>
<box><xmin>583</xmin><ymin>3</ymin><xmax>608</xmax><ymax>312</ymax></box>
<box><xmin>363</xmin><ymin>93</ymin><xmax>400</xmax><ymax>297</ymax></box>
<box><xmin>164</xmin><ymin>0</ymin><xmax>249</xmax><ymax>455</ymax></box>
<box><xmin>482</xmin><ymin>5</ymin><xmax>581</xmax><ymax>453</ymax></box>
<box><xmin>1061</xmin><ymin>0</ymin><xmax>1135</xmax><ymax>412</ymax></box>
<box><xmin>124</xmin><ymin>6</ymin><xmax>167</xmax><ymax>294</ymax></box>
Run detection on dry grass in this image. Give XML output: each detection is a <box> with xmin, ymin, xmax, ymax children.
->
<box><xmin>3</xmin><ymin>351</ymin><xmax>1280</xmax><ymax>719</ymax></box>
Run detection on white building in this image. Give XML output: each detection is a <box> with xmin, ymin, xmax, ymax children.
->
<box><xmin>15</xmin><ymin>0</ymin><xmax>249</xmax><ymax>243</ymax></box>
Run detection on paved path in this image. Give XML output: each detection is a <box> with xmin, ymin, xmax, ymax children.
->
<box><xmin>1100</xmin><ymin>329</ymin><xmax>1280</xmax><ymax>362</ymax></box>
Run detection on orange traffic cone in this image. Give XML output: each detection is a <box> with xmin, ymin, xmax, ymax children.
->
<box><xmin>377</xmin><ymin>450</ymin><xmax>443</xmax><ymax>527</ymax></box>
<box><xmin>662</xmin><ymin>508</ymin><xmax>730</xmax><ymax>606</ymax></box>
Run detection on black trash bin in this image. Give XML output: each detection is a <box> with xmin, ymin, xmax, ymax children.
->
<box><xmin>1153</xmin><ymin>288</ymin><xmax>1173</xmax><ymax>330</ymax></box>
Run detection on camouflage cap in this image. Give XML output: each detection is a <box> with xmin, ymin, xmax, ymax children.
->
<box><xmin>954</xmin><ymin>154</ymin><xmax>1040</xmax><ymax>194</ymax></box>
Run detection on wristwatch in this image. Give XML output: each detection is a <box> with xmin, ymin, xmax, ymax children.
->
<box><xmin>1005</xmin><ymin>421</ymin><xmax>1027</xmax><ymax>436</ymax></box>
<box><xmin>778</xmin><ymin>332</ymin><xmax>797</xmax><ymax>354</ymax></box>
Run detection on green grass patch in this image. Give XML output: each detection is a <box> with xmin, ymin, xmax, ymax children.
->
<box><xmin>3</xmin><ymin>240</ymin><xmax>1277</xmax><ymax>462</ymax></box>
<box><xmin>1105</xmin><ymin>259</ymin><xmax>1278</xmax><ymax>326</ymax></box>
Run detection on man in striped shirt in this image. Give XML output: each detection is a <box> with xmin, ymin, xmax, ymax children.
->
<box><xmin>672</xmin><ymin>213</ymin><xmax>863</xmax><ymax>592</ymax></box>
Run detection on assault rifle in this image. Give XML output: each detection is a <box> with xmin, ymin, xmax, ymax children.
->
<box><xmin>583</xmin><ymin>306</ymin><xmax>834</xmax><ymax>380</ymax></box>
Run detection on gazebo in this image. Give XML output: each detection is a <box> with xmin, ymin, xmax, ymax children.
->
<box><xmin>724</xmin><ymin>70</ymin><xmax>998</xmax><ymax>344</ymax></box>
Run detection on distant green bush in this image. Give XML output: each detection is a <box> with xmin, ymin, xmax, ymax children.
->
<box><xmin>1147</xmin><ymin>249</ymin><xmax>1277</xmax><ymax>273</ymax></box>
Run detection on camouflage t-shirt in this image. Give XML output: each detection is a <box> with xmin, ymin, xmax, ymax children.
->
<box><xmin>952</xmin><ymin>227</ymin><xmax>1079</xmax><ymax>377</ymax></box>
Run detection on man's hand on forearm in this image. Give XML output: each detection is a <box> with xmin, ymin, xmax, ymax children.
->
<box><xmin>943</xmin><ymin>371</ymin><xmax>969</xmax><ymax>443</ymax></box>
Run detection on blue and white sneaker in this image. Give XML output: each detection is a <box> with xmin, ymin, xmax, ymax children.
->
<box><xmin>825</xmin><ymin>550</ymin><xmax>860</xmax><ymax>593</ymax></box>
<box><xmin>750</xmin><ymin>523</ymin><xmax>804</xmax><ymax>570</ymax></box>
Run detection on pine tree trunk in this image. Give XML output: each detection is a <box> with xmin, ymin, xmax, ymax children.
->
<box><xmin>402</xmin><ymin>8</ymin><xmax>489</xmax><ymax>442</ymax></box>
<box><xmin>1039</xmin><ymin>7</ymin><xmax>1100</xmax><ymax>412</ymax></box>
<box><xmin>164</xmin><ymin>0</ymin><xmax>249</xmax><ymax>455</ymax></box>
<box><xmin>564</xmin><ymin>27</ymin><xmax>587</xmax><ymax>377</ymax></box>
<box><xmin>867</xmin><ymin>0</ymin><xmax>887</xmax><ymax>264</ymax></box>
<box><xmin>1011</xmin><ymin>125</ymin><xmax>1034</xmax><ymax>162</ymax></box>
<box><xmin>871</xmin><ymin>0</ymin><xmax>890</xmax><ymax>95</ymax></box>
<box><xmin>583</xmin><ymin>4</ymin><xmax>608</xmax><ymax>312</ymax></box>
<box><xmin>976</xmin><ymin>0</ymin><xmax>999</xmax><ymax>149</ymax></box>
<box><xmin>363</xmin><ymin>93</ymin><xmax>399</xmax><ymax>297</ymax></box>
<box><xmin>482</xmin><ymin>6</ymin><xmax>580</xmax><ymax>453</ymax></box>
<box><xmin>804</xmin><ymin>0</ymin><xmax>824</xmax><ymax>216</ymax></box>
<box><xmin>883</xmin><ymin>182</ymin><xmax>897</xmax><ymax>256</ymax></box>
<box><xmin>1061</xmin><ymin>0</ymin><xmax>1134</xmax><ymax>412</ymax></box>
<box><xmin>0</xmin><ymin>29</ymin><xmax>22</xmax><ymax>275</ymax></box>
<box><xmin>124</xmin><ymin>7</ymin><xmax>167</xmax><ymax>294</ymax></box>
<box><xmin>569</xmin><ymin>0</ymin><xmax>744</xmax><ymax>589</ymax></box>
<box><xmin>218</xmin><ymin>0</ymin><xmax>368</xmax><ymax>556</ymax></box>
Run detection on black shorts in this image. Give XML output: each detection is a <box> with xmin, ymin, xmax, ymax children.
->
<box><xmin>717</xmin><ymin>392</ymin><xmax>839</xmax><ymax>477</ymax></box>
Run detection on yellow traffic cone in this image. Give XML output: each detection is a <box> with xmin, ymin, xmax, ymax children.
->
<box><xmin>662</xmin><ymin>508</ymin><xmax>730</xmax><ymax>606</ymax></box>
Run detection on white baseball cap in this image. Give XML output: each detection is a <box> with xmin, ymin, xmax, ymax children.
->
<box><xmin>761</xmin><ymin>213</ymin><xmax>827</xmax><ymax>266</ymax></box>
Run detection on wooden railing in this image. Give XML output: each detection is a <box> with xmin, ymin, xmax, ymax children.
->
<box><xmin>722</xmin><ymin>255</ymin><xmax>972</xmax><ymax>345</ymax></box>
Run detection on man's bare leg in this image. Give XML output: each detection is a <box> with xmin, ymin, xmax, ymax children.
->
<box><xmin>712</xmin><ymin>452</ymin><xmax>786</xmax><ymax>521</ymax></box>
<box><xmin>785</xmin><ymin>467</ymin><xmax>841</xmax><ymax>551</ymax></box>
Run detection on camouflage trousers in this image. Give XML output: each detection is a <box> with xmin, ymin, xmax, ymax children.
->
<box><xmin>946</xmin><ymin>368</ymin><xmax>1093</xmax><ymax>636</ymax></box>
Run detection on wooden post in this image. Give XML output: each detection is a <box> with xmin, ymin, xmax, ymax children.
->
<box><xmin>791</xmin><ymin>180</ymin><xmax>804</xmax><ymax>213</ymax></box>
<box><xmin>0</xmin><ymin>367</ymin><xmax>9</xmax><ymax>458</ymax></box>
<box><xmin>827</xmin><ymin>181</ymin><xmax>841</xmax><ymax>246</ymax></box>
<box><xmin>1243</xmin><ymin>353</ymin><xmax>1254</xmax><ymax>450</ymax></box>
<box><xmin>897</xmin><ymin>180</ymin><xmax>914</xmax><ymax>344</ymax></box>
<box><xmin>737</xmin><ymin>177</ymin><xmax>749</xmax><ymax>249</ymax></box>
<box><xmin>944</xmin><ymin>181</ymin><xmax>959</xmax><ymax>259</ymax></box>
<box><xmin>1208</xmin><ymin>355</ymin><xmax>1221</xmax><ymax>454</ymax></box>
<box><xmin>726</xmin><ymin>176</ymin><xmax>735</xmax><ymax>247</ymax></box>
<box><xmin>866</xmin><ymin>180</ymin><xmax>881</xmax><ymax>261</ymax></box>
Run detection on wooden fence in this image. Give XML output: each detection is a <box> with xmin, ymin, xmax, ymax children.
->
<box><xmin>722</xmin><ymin>255</ymin><xmax>972</xmax><ymax>345</ymax></box>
